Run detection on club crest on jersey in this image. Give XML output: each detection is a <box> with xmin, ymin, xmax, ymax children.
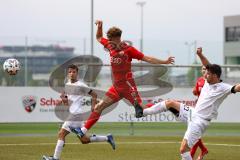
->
<box><xmin>22</xmin><ymin>95</ymin><xmax>37</xmax><ymax>113</ymax></box>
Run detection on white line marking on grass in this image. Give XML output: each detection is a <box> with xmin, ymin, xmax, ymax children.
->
<box><xmin>205</xmin><ymin>143</ymin><xmax>240</xmax><ymax>147</ymax></box>
<box><xmin>0</xmin><ymin>142</ymin><xmax>240</xmax><ymax>147</ymax></box>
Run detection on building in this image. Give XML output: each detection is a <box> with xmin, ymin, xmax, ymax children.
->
<box><xmin>0</xmin><ymin>45</ymin><xmax>76</xmax><ymax>86</ymax></box>
<box><xmin>224</xmin><ymin>15</ymin><xmax>240</xmax><ymax>65</ymax></box>
<box><xmin>0</xmin><ymin>45</ymin><xmax>75</xmax><ymax>74</ymax></box>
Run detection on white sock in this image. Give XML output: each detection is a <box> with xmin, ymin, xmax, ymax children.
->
<box><xmin>90</xmin><ymin>135</ymin><xmax>108</xmax><ymax>142</ymax></box>
<box><xmin>143</xmin><ymin>101</ymin><xmax>167</xmax><ymax>116</ymax></box>
<box><xmin>53</xmin><ymin>140</ymin><xmax>64</xmax><ymax>159</ymax></box>
<box><xmin>181</xmin><ymin>152</ymin><xmax>192</xmax><ymax>160</ymax></box>
<box><xmin>81</xmin><ymin>127</ymin><xmax>88</xmax><ymax>134</ymax></box>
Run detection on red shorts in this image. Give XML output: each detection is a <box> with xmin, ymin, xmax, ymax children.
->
<box><xmin>105</xmin><ymin>79</ymin><xmax>142</xmax><ymax>105</ymax></box>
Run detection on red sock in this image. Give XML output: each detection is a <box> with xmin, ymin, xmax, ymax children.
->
<box><xmin>84</xmin><ymin>111</ymin><xmax>101</xmax><ymax>130</ymax></box>
<box><xmin>198</xmin><ymin>139</ymin><xmax>208</xmax><ymax>152</ymax></box>
<box><xmin>190</xmin><ymin>140</ymin><xmax>200</xmax><ymax>158</ymax></box>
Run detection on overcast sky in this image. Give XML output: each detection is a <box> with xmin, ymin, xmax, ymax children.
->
<box><xmin>1</xmin><ymin>0</ymin><xmax>240</xmax><ymax>64</ymax></box>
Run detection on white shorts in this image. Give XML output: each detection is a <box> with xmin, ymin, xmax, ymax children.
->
<box><xmin>61</xmin><ymin>114</ymin><xmax>84</xmax><ymax>132</ymax></box>
<box><xmin>183</xmin><ymin>116</ymin><xmax>210</xmax><ymax>148</ymax></box>
<box><xmin>176</xmin><ymin>103</ymin><xmax>194</xmax><ymax>123</ymax></box>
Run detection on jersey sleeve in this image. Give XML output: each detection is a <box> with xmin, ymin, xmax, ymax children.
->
<box><xmin>99</xmin><ymin>37</ymin><xmax>109</xmax><ymax>46</ymax></box>
<box><xmin>221</xmin><ymin>83</ymin><xmax>233</xmax><ymax>95</ymax></box>
<box><xmin>80</xmin><ymin>83</ymin><xmax>92</xmax><ymax>95</ymax></box>
<box><xmin>128</xmin><ymin>47</ymin><xmax>144</xmax><ymax>60</ymax></box>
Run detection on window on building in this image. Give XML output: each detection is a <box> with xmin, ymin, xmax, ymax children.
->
<box><xmin>225</xmin><ymin>26</ymin><xmax>240</xmax><ymax>42</ymax></box>
<box><xmin>225</xmin><ymin>56</ymin><xmax>240</xmax><ymax>64</ymax></box>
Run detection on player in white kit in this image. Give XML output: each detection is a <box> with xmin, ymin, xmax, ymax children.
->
<box><xmin>42</xmin><ymin>64</ymin><xmax>115</xmax><ymax>160</ymax></box>
<box><xmin>142</xmin><ymin>47</ymin><xmax>240</xmax><ymax>160</ymax></box>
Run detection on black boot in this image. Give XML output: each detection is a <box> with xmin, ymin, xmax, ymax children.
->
<box><xmin>134</xmin><ymin>103</ymin><xmax>143</xmax><ymax>118</ymax></box>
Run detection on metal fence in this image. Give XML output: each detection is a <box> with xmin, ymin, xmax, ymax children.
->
<box><xmin>0</xmin><ymin>36</ymin><xmax>238</xmax><ymax>87</ymax></box>
<box><xmin>1</xmin><ymin>63</ymin><xmax>240</xmax><ymax>88</ymax></box>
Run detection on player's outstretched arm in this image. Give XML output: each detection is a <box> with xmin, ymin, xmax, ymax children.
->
<box><xmin>232</xmin><ymin>84</ymin><xmax>240</xmax><ymax>93</ymax></box>
<box><xmin>196</xmin><ymin>47</ymin><xmax>210</xmax><ymax>66</ymax></box>
<box><xmin>95</xmin><ymin>20</ymin><xmax>103</xmax><ymax>42</ymax></box>
<box><xmin>142</xmin><ymin>55</ymin><xmax>175</xmax><ymax>64</ymax></box>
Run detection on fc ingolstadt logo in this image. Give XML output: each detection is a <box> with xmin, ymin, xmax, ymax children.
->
<box><xmin>22</xmin><ymin>96</ymin><xmax>37</xmax><ymax>113</ymax></box>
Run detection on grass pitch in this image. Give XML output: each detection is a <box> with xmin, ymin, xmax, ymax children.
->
<box><xmin>0</xmin><ymin>122</ymin><xmax>239</xmax><ymax>160</ymax></box>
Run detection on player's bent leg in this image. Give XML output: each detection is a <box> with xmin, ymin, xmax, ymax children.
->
<box><xmin>76</xmin><ymin>96</ymin><xmax>117</xmax><ymax>137</ymax></box>
<box><xmin>86</xmin><ymin>96</ymin><xmax>116</xmax><ymax>127</ymax></box>
<box><xmin>80</xmin><ymin>134</ymin><xmax>116</xmax><ymax>150</ymax></box>
<box><xmin>198</xmin><ymin>139</ymin><xmax>208</xmax><ymax>152</ymax></box>
<box><xmin>190</xmin><ymin>139</ymin><xmax>200</xmax><ymax>158</ymax></box>
<box><xmin>180</xmin><ymin>139</ymin><xmax>192</xmax><ymax>160</ymax></box>
<box><xmin>165</xmin><ymin>99</ymin><xmax>181</xmax><ymax>111</ymax></box>
<box><xmin>122</xmin><ymin>87</ymin><xmax>144</xmax><ymax>118</ymax></box>
<box><xmin>79</xmin><ymin>135</ymin><xmax>91</xmax><ymax>144</ymax></box>
<box><xmin>58</xmin><ymin>128</ymin><xmax>70</xmax><ymax>141</ymax></box>
<box><xmin>164</xmin><ymin>100</ymin><xmax>181</xmax><ymax>117</ymax></box>
<box><xmin>196</xmin><ymin>139</ymin><xmax>208</xmax><ymax>160</ymax></box>
<box><xmin>125</xmin><ymin>96</ymin><xmax>143</xmax><ymax>118</ymax></box>
<box><xmin>143</xmin><ymin>101</ymin><xmax>167</xmax><ymax>116</ymax></box>
<box><xmin>143</xmin><ymin>100</ymin><xmax>180</xmax><ymax>116</ymax></box>
<box><xmin>70</xmin><ymin>98</ymin><xmax>116</xmax><ymax>137</ymax></box>
<box><xmin>54</xmin><ymin>129</ymin><xmax>69</xmax><ymax>159</ymax></box>
<box><xmin>134</xmin><ymin>103</ymin><xmax>144</xmax><ymax>118</ymax></box>
<box><xmin>90</xmin><ymin>134</ymin><xmax>116</xmax><ymax>150</ymax></box>
<box><xmin>106</xmin><ymin>134</ymin><xmax>116</xmax><ymax>150</ymax></box>
<box><xmin>69</xmin><ymin>126</ymin><xmax>85</xmax><ymax>137</ymax></box>
<box><xmin>131</xmin><ymin>95</ymin><xmax>144</xmax><ymax>118</ymax></box>
<box><xmin>94</xmin><ymin>96</ymin><xmax>116</xmax><ymax>113</ymax></box>
<box><xmin>182</xmin><ymin>116</ymin><xmax>207</xmax><ymax>160</ymax></box>
<box><xmin>42</xmin><ymin>128</ymin><xmax>69</xmax><ymax>160</ymax></box>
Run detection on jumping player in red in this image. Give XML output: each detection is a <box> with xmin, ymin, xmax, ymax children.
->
<box><xmin>70</xmin><ymin>20</ymin><xmax>175</xmax><ymax>137</ymax></box>
<box><xmin>191</xmin><ymin>65</ymin><xmax>208</xmax><ymax>160</ymax></box>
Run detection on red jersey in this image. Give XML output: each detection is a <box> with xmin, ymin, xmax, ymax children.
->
<box><xmin>194</xmin><ymin>77</ymin><xmax>205</xmax><ymax>97</ymax></box>
<box><xmin>100</xmin><ymin>38</ymin><xmax>144</xmax><ymax>84</ymax></box>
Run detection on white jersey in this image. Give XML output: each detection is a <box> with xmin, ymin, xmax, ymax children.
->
<box><xmin>65</xmin><ymin>80</ymin><xmax>91</xmax><ymax>115</ymax></box>
<box><xmin>194</xmin><ymin>81</ymin><xmax>233</xmax><ymax>120</ymax></box>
